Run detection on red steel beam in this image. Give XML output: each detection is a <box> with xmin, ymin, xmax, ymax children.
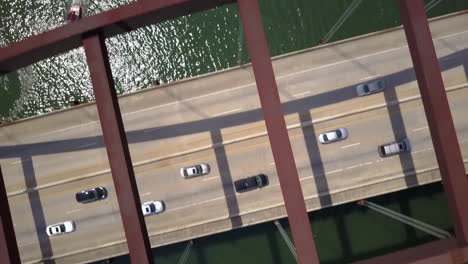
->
<box><xmin>237</xmin><ymin>0</ymin><xmax>319</xmax><ymax>263</ymax></box>
<box><xmin>353</xmin><ymin>238</ymin><xmax>468</xmax><ymax>264</ymax></box>
<box><xmin>0</xmin><ymin>0</ymin><xmax>235</xmax><ymax>74</ymax></box>
<box><xmin>83</xmin><ymin>33</ymin><xmax>153</xmax><ymax>264</ymax></box>
<box><xmin>398</xmin><ymin>0</ymin><xmax>468</xmax><ymax>246</ymax></box>
<box><xmin>0</xmin><ymin>166</ymin><xmax>21</xmax><ymax>264</ymax></box>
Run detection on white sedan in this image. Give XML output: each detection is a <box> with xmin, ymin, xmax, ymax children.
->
<box><xmin>141</xmin><ymin>200</ymin><xmax>165</xmax><ymax>216</ymax></box>
<box><xmin>46</xmin><ymin>221</ymin><xmax>76</xmax><ymax>237</ymax></box>
<box><xmin>319</xmin><ymin>128</ymin><xmax>348</xmax><ymax>144</ymax></box>
<box><xmin>180</xmin><ymin>163</ymin><xmax>210</xmax><ymax>179</ymax></box>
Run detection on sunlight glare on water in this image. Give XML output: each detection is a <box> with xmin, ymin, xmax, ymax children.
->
<box><xmin>0</xmin><ymin>0</ymin><xmax>240</xmax><ymax>121</ymax></box>
<box><xmin>0</xmin><ymin>0</ymin><xmax>466</xmax><ymax>121</ymax></box>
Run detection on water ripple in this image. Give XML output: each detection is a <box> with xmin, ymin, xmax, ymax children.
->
<box><xmin>0</xmin><ymin>0</ymin><xmax>463</xmax><ymax>121</ymax></box>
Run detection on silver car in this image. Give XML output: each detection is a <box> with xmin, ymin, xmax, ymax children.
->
<box><xmin>46</xmin><ymin>221</ymin><xmax>76</xmax><ymax>237</ymax></box>
<box><xmin>142</xmin><ymin>200</ymin><xmax>165</xmax><ymax>216</ymax></box>
<box><xmin>356</xmin><ymin>80</ymin><xmax>385</xmax><ymax>96</ymax></box>
<box><xmin>180</xmin><ymin>163</ymin><xmax>210</xmax><ymax>179</ymax></box>
<box><xmin>378</xmin><ymin>138</ymin><xmax>411</xmax><ymax>157</ymax></box>
<box><xmin>319</xmin><ymin>128</ymin><xmax>348</xmax><ymax>144</ymax></box>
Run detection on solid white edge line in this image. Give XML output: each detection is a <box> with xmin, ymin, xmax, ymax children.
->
<box><xmin>359</xmin><ymin>75</ymin><xmax>380</xmax><ymax>81</ymax></box>
<box><xmin>293</xmin><ymin>91</ymin><xmax>311</xmax><ymax>97</ymax></box>
<box><xmin>346</xmin><ymin>164</ymin><xmax>362</xmax><ymax>170</ymax></box>
<box><xmin>327</xmin><ymin>168</ymin><xmax>343</xmax><ymax>174</ymax></box>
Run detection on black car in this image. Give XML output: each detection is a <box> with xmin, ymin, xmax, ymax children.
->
<box><xmin>76</xmin><ymin>187</ymin><xmax>108</xmax><ymax>203</ymax></box>
<box><xmin>234</xmin><ymin>174</ymin><xmax>268</xmax><ymax>193</ymax></box>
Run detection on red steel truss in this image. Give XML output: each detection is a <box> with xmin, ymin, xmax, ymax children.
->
<box><xmin>237</xmin><ymin>0</ymin><xmax>319</xmax><ymax>263</ymax></box>
<box><xmin>398</xmin><ymin>0</ymin><xmax>468</xmax><ymax>247</ymax></box>
<box><xmin>83</xmin><ymin>33</ymin><xmax>153</xmax><ymax>264</ymax></box>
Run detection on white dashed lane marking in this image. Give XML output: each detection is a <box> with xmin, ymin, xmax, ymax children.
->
<box><xmin>341</xmin><ymin>142</ymin><xmax>361</xmax><ymax>149</ymax></box>
<box><xmin>412</xmin><ymin>126</ymin><xmax>428</xmax><ymax>132</ymax></box>
<box><xmin>202</xmin><ymin>177</ymin><xmax>218</xmax><ymax>182</ymax></box>
<box><xmin>66</xmin><ymin>208</ymin><xmax>82</xmax><ymax>214</ymax></box>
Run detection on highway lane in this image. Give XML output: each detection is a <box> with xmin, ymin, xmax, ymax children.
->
<box><xmin>9</xmin><ymin>82</ymin><xmax>468</xmax><ymax>212</ymax></box>
<box><xmin>2</xmin><ymin>71</ymin><xmax>467</xmax><ymax>196</ymax></box>
<box><xmin>6</xmin><ymin>78</ymin><xmax>468</xmax><ymax>260</ymax></box>
<box><xmin>1</xmin><ymin>15</ymin><xmax>467</xmax><ymax>195</ymax></box>
<box><xmin>9</xmin><ymin>83</ymin><xmax>468</xmax><ymax>262</ymax></box>
<box><xmin>3</xmin><ymin>69</ymin><xmax>465</xmax><ymax>196</ymax></box>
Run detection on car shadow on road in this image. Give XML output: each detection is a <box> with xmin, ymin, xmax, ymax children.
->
<box><xmin>21</xmin><ymin>154</ymin><xmax>55</xmax><ymax>263</ymax></box>
<box><xmin>211</xmin><ymin>130</ymin><xmax>242</xmax><ymax>228</ymax></box>
<box><xmin>299</xmin><ymin>111</ymin><xmax>332</xmax><ymax>207</ymax></box>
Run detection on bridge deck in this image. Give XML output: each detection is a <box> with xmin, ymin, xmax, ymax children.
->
<box><xmin>0</xmin><ymin>11</ymin><xmax>467</xmax><ymax>263</ymax></box>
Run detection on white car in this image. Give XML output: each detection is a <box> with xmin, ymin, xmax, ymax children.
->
<box><xmin>319</xmin><ymin>128</ymin><xmax>348</xmax><ymax>144</ymax></box>
<box><xmin>141</xmin><ymin>201</ymin><xmax>165</xmax><ymax>216</ymax></box>
<box><xmin>378</xmin><ymin>138</ymin><xmax>411</xmax><ymax>157</ymax></box>
<box><xmin>180</xmin><ymin>163</ymin><xmax>210</xmax><ymax>179</ymax></box>
<box><xmin>46</xmin><ymin>221</ymin><xmax>75</xmax><ymax>237</ymax></box>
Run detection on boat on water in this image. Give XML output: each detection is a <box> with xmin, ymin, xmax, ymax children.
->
<box><xmin>68</xmin><ymin>4</ymin><xmax>82</xmax><ymax>22</ymax></box>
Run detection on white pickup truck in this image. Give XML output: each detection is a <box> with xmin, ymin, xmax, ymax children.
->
<box><xmin>378</xmin><ymin>139</ymin><xmax>411</xmax><ymax>157</ymax></box>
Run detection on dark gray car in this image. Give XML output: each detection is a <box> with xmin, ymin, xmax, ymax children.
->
<box><xmin>356</xmin><ymin>80</ymin><xmax>385</xmax><ymax>96</ymax></box>
<box><xmin>76</xmin><ymin>187</ymin><xmax>108</xmax><ymax>203</ymax></box>
<box><xmin>234</xmin><ymin>174</ymin><xmax>268</xmax><ymax>193</ymax></box>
